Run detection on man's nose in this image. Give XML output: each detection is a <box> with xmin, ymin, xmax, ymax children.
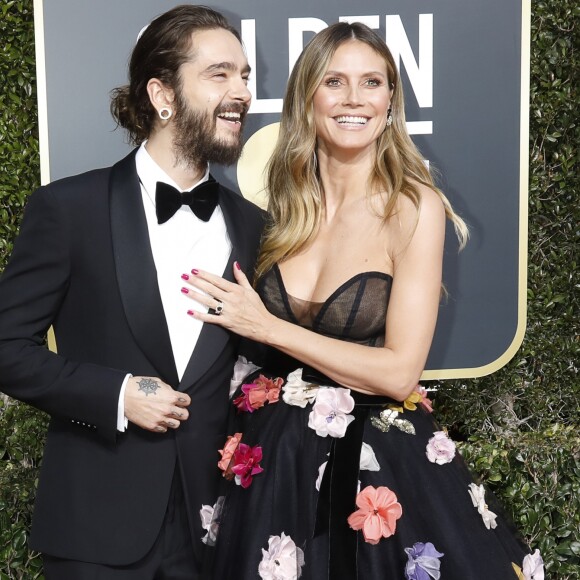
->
<box><xmin>231</xmin><ymin>76</ymin><xmax>252</xmax><ymax>104</ymax></box>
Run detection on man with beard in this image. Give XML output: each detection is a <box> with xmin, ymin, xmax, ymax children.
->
<box><xmin>0</xmin><ymin>5</ymin><xmax>264</xmax><ymax>579</ymax></box>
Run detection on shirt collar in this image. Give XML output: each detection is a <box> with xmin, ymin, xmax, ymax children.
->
<box><xmin>135</xmin><ymin>142</ymin><xmax>210</xmax><ymax>203</ymax></box>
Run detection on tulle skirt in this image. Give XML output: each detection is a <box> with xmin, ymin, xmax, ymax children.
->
<box><xmin>208</xmin><ymin>368</ymin><xmax>533</xmax><ymax>580</ymax></box>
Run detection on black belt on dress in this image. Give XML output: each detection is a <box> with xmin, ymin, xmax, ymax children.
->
<box><xmin>303</xmin><ymin>367</ymin><xmax>393</xmax><ymax>580</ymax></box>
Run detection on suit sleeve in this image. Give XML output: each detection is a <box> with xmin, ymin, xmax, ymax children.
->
<box><xmin>0</xmin><ymin>187</ymin><xmax>127</xmax><ymax>443</ymax></box>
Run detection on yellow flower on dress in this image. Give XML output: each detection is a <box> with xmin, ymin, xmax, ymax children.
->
<box><xmin>403</xmin><ymin>391</ymin><xmax>423</xmax><ymax>411</ymax></box>
<box><xmin>512</xmin><ymin>563</ymin><xmax>525</xmax><ymax>579</ymax></box>
<box><xmin>388</xmin><ymin>390</ymin><xmax>423</xmax><ymax>413</ymax></box>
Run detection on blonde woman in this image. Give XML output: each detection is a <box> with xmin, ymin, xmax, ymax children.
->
<box><xmin>184</xmin><ymin>22</ymin><xmax>537</xmax><ymax>580</ymax></box>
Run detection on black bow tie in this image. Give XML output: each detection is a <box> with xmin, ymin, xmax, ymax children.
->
<box><xmin>155</xmin><ymin>177</ymin><xmax>219</xmax><ymax>224</ymax></box>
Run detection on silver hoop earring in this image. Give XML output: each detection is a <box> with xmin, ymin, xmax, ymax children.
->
<box><xmin>159</xmin><ymin>107</ymin><xmax>172</xmax><ymax>121</ymax></box>
<box><xmin>386</xmin><ymin>108</ymin><xmax>393</xmax><ymax>127</ymax></box>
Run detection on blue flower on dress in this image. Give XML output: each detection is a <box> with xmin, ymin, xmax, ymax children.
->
<box><xmin>404</xmin><ymin>542</ymin><xmax>444</xmax><ymax>580</ymax></box>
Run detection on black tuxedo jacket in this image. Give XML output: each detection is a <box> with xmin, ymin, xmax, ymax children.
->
<box><xmin>0</xmin><ymin>150</ymin><xmax>265</xmax><ymax>565</ymax></box>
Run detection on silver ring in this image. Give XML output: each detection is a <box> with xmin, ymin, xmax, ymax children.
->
<box><xmin>214</xmin><ymin>300</ymin><xmax>224</xmax><ymax>316</ymax></box>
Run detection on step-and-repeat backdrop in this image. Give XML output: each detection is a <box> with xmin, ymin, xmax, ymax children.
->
<box><xmin>34</xmin><ymin>0</ymin><xmax>530</xmax><ymax>379</ymax></box>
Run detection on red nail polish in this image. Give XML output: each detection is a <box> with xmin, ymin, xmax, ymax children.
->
<box><xmin>181</xmin><ymin>274</ymin><xmax>189</xmax><ymax>280</ymax></box>
<box><xmin>187</xmin><ymin>310</ymin><xmax>194</xmax><ymax>316</ymax></box>
<box><xmin>235</xmin><ymin>261</ymin><xmax>241</xmax><ymax>270</ymax></box>
<box><xmin>181</xmin><ymin>287</ymin><xmax>189</xmax><ymax>294</ymax></box>
<box><xmin>191</xmin><ymin>269</ymin><xmax>199</xmax><ymax>275</ymax></box>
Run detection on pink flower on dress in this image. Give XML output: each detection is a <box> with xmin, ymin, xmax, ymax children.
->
<box><xmin>231</xmin><ymin>443</ymin><xmax>264</xmax><ymax>488</ymax></box>
<box><xmin>425</xmin><ymin>431</ymin><xmax>456</xmax><ymax>465</ymax></box>
<box><xmin>415</xmin><ymin>386</ymin><xmax>434</xmax><ymax>413</ymax></box>
<box><xmin>308</xmin><ymin>387</ymin><xmax>355</xmax><ymax>438</ymax></box>
<box><xmin>347</xmin><ymin>485</ymin><xmax>403</xmax><ymax>544</ymax></box>
<box><xmin>233</xmin><ymin>375</ymin><xmax>283</xmax><ymax>412</ymax></box>
<box><xmin>217</xmin><ymin>432</ymin><xmax>243</xmax><ymax>478</ymax></box>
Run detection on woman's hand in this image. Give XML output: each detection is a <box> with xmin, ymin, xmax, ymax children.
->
<box><xmin>181</xmin><ymin>262</ymin><xmax>275</xmax><ymax>343</ymax></box>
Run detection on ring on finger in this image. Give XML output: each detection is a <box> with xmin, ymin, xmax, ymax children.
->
<box><xmin>214</xmin><ymin>299</ymin><xmax>224</xmax><ymax>316</ymax></box>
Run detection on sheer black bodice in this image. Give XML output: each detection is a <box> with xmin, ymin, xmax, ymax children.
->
<box><xmin>259</xmin><ymin>264</ymin><xmax>392</xmax><ymax>346</ymax></box>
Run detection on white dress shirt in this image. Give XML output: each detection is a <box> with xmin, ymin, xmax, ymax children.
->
<box><xmin>117</xmin><ymin>143</ymin><xmax>231</xmax><ymax>430</ymax></box>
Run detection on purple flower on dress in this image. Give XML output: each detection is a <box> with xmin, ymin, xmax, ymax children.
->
<box><xmin>404</xmin><ymin>542</ymin><xmax>444</xmax><ymax>580</ymax></box>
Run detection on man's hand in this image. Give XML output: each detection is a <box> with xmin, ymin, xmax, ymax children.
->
<box><xmin>125</xmin><ymin>376</ymin><xmax>191</xmax><ymax>433</ymax></box>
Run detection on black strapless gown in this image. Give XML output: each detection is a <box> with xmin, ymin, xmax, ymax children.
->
<box><xmin>207</xmin><ymin>266</ymin><xmax>534</xmax><ymax>580</ymax></box>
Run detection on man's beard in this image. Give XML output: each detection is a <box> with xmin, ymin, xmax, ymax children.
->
<box><xmin>172</xmin><ymin>91</ymin><xmax>247</xmax><ymax>170</ymax></box>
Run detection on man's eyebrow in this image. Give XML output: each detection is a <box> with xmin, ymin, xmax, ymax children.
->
<box><xmin>204</xmin><ymin>62</ymin><xmax>252</xmax><ymax>75</ymax></box>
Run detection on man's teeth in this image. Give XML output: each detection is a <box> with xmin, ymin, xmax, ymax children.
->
<box><xmin>218</xmin><ymin>112</ymin><xmax>241</xmax><ymax>121</ymax></box>
<box><xmin>335</xmin><ymin>116</ymin><xmax>368</xmax><ymax>125</ymax></box>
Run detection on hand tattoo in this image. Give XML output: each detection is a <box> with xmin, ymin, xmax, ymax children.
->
<box><xmin>137</xmin><ymin>378</ymin><xmax>161</xmax><ymax>396</ymax></box>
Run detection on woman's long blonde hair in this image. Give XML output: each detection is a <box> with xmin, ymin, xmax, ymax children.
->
<box><xmin>255</xmin><ymin>22</ymin><xmax>467</xmax><ymax>280</ymax></box>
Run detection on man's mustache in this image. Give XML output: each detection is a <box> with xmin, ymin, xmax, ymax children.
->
<box><xmin>214</xmin><ymin>102</ymin><xmax>249</xmax><ymax>122</ymax></box>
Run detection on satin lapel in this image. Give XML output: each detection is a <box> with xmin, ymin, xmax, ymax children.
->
<box><xmin>179</xmin><ymin>185</ymin><xmax>248</xmax><ymax>389</ymax></box>
<box><xmin>109</xmin><ymin>150</ymin><xmax>178</xmax><ymax>385</ymax></box>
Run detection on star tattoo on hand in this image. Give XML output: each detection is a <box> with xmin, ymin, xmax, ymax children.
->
<box><xmin>137</xmin><ymin>378</ymin><xmax>161</xmax><ymax>396</ymax></box>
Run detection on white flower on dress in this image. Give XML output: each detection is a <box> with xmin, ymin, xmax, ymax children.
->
<box><xmin>315</xmin><ymin>445</ymin><xmax>376</xmax><ymax>492</ymax></box>
<box><xmin>199</xmin><ymin>497</ymin><xmax>224</xmax><ymax>546</ymax></box>
<box><xmin>308</xmin><ymin>387</ymin><xmax>355</xmax><ymax>438</ymax></box>
<box><xmin>229</xmin><ymin>356</ymin><xmax>261</xmax><ymax>398</ymax></box>
<box><xmin>258</xmin><ymin>532</ymin><xmax>305</xmax><ymax>579</ymax></box>
<box><xmin>467</xmin><ymin>483</ymin><xmax>498</xmax><ymax>530</ymax></box>
<box><xmin>425</xmin><ymin>431</ymin><xmax>456</xmax><ymax>465</ymax></box>
<box><xmin>522</xmin><ymin>549</ymin><xmax>545</xmax><ymax>580</ymax></box>
<box><xmin>282</xmin><ymin>369</ymin><xmax>319</xmax><ymax>407</ymax></box>
<box><xmin>360</xmin><ymin>442</ymin><xmax>381</xmax><ymax>471</ymax></box>
<box><xmin>315</xmin><ymin>461</ymin><xmax>327</xmax><ymax>491</ymax></box>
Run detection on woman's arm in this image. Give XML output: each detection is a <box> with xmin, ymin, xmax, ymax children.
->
<box><xmin>186</xmin><ymin>187</ymin><xmax>445</xmax><ymax>401</ymax></box>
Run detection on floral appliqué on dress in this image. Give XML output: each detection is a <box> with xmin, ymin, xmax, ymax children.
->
<box><xmin>258</xmin><ymin>532</ymin><xmax>305</xmax><ymax>579</ymax></box>
<box><xmin>347</xmin><ymin>485</ymin><xmax>403</xmax><ymax>544</ymax></box>
<box><xmin>404</xmin><ymin>541</ymin><xmax>444</xmax><ymax>580</ymax></box>
<box><xmin>425</xmin><ymin>431</ymin><xmax>456</xmax><ymax>465</ymax></box>
<box><xmin>468</xmin><ymin>483</ymin><xmax>498</xmax><ymax>530</ymax></box>
<box><xmin>234</xmin><ymin>374</ymin><xmax>283</xmax><ymax>412</ymax></box>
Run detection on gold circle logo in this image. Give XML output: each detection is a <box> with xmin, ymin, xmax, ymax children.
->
<box><xmin>236</xmin><ymin>122</ymin><xmax>280</xmax><ymax>209</ymax></box>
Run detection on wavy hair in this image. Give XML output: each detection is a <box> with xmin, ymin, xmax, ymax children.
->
<box><xmin>256</xmin><ymin>22</ymin><xmax>467</xmax><ymax>280</ymax></box>
<box><xmin>110</xmin><ymin>5</ymin><xmax>240</xmax><ymax>145</ymax></box>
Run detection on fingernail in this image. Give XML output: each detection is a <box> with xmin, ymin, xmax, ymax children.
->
<box><xmin>178</xmin><ymin>397</ymin><xmax>187</xmax><ymax>403</ymax></box>
<box><xmin>181</xmin><ymin>273</ymin><xmax>189</xmax><ymax>280</ymax></box>
<box><xmin>191</xmin><ymin>269</ymin><xmax>199</xmax><ymax>275</ymax></box>
<box><xmin>187</xmin><ymin>310</ymin><xmax>194</xmax><ymax>316</ymax></box>
<box><xmin>181</xmin><ymin>287</ymin><xmax>189</xmax><ymax>294</ymax></box>
<box><xmin>235</xmin><ymin>261</ymin><xmax>241</xmax><ymax>270</ymax></box>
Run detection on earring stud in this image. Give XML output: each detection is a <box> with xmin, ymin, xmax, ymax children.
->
<box><xmin>159</xmin><ymin>107</ymin><xmax>172</xmax><ymax>120</ymax></box>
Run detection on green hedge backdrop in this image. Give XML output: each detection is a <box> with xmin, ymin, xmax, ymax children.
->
<box><xmin>0</xmin><ymin>1</ymin><xmax>578</xmax><ymax>578</ymax></box>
